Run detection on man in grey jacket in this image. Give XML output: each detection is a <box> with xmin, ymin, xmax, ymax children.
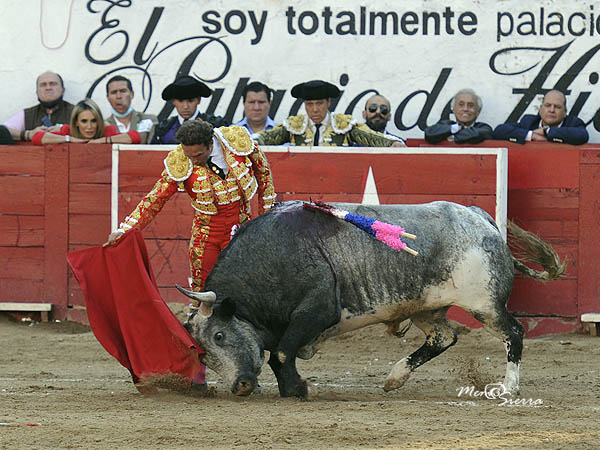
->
<box><xmin>105</xmin><ymin>75</ymin><xmax>157</xmax><ymax>144</ymax></box>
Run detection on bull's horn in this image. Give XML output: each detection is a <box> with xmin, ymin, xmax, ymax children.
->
<box><xmin>175</xmin><ymin>285</ymin><xmax>217</xmax><ymax>304</ymax></box>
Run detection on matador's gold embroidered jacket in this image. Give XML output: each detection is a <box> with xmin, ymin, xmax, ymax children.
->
<box><xmin>256</xmin><ymin>113</ymin><xmax>401</xmax><ymax>147</ymax></box>
<box><xmin>118</xmin><ymin>126</ymin><xmax>276</xmax><ymax>233</ymax></box>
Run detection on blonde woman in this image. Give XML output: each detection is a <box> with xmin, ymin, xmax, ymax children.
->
<box><xmin>31</xmin><ymin>98</ymin><xmax>141</xmax><ymax>144</ymax></box>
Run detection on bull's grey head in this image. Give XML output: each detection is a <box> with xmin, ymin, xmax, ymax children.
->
<box><xmin>177</xmin><ymin>285</ymin><xmax>264</xmax><ymax>396</ymax></box>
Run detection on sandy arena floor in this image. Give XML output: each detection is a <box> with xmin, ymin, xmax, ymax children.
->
<box><xmin>0</xmin><ymin>308</ymin><xmax>599</xmax><ymax>450</ymax></box>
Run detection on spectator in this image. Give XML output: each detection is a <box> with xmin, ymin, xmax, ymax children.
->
<box><xmin>0</xmin><ymin>125</ymin><xmax>14</xmax><ymax>145</ymax></box>
<box><xmin>105</xmin><ymin>75</ymin><xmax>158</xmax><ymax>144</ymax></box>
<box><xmin>492</xmin><ymin>90</ymin><xmax>589</xmax><ymax>145</ymax></box>
<box><xmin>31</xmin><ymin>98</ymin><xmax>142</xmax><ymax>145</ymax></box>
<box><xmin>256</xmin><ymin>80</ymin><xmax>403</xmax><ymax>147</ymax></box>
<box><xmin>152</xmin><ymin>75</ymin><xmax>229</xmax><ymax>144</ymax></box>
<box><xmin>425</xmin><ymin>89</ymin><xmax>492</xmax><ymax>144</ymax></box>
<box><xmin>235</xmin><ymin>81</ymin><xmax>277</xmax><ymax>136</ymax></box>
<box><xmin>4</xmin><ymin>71</ymin><xmax>74</xmax><ymax>142</ymax></box>
<box><xmin>362</xmin><ymin>94</ymin><xmax>406</xmax><ymax>144</ymax></box>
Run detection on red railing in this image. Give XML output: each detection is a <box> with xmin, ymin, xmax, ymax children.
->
<box><xmin>2</xmin><ymin>140</ymin><xmax>598</xmax><ymax>336</ymax></box>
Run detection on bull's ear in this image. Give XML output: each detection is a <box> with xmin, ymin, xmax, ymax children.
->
<box><xmin>215</xmin><ymin>297</ymin><xmax>236</xmax><ymax>320</ymax></box>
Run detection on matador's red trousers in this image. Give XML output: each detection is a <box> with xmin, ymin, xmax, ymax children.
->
<box><xmin>188</xmin><ymin>201</ymin><xmax>241</xmax><ymax>384</ymax></box>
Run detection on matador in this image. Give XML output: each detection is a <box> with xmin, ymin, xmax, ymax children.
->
<box><xmin>105</xmin><ymin>119</ymin><xmax>276</xmax><ymax>292</ymax></box>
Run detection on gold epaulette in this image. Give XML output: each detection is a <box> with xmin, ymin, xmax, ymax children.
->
<box><xmin>332</xmin><ymin>113</ymin><xmax>357</xmax><ymax>134</ymax></box>
<box><xmin>351</xmin><ymin>123</ymin><xmax>395</xmax><ymax>147</ymax></box>
<box><xmin>283</xmin><ymin>114</ymin><xmax>308</xmax><ymax>135</ymax></box>
<box><xmin>215</xmin><ymin>126</ymin><xmax>253</xmax><ymax>156</ymax></box>
<box><xmin>164</xmin><ymin>145</ymin><xmax>193</xmax><ymax>181</ymax></box>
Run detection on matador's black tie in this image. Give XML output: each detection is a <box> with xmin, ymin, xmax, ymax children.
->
<box><xmin>313</xmin><ymin>123</ymin><xmax>322</xmax><ymax>146</ymax></box>
<box><xmin>207</xmin><ymin>157</ymin><xmax>226</xmax><ymax>179</ymax></box>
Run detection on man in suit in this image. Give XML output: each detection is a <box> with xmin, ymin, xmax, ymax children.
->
<box><xmin>425</xmin><ymin>88</ymin><xmax>492</xmax><ymax>145</ymax></box>
<box><xmin>492</xmin><ymin>90</ymin><xmax>589</xmax><ymax>145</ymax></box>
<box><xmin>105</xmin><ymin>75</ymin><xmax>157</xmax><ymax>144</ymax></box>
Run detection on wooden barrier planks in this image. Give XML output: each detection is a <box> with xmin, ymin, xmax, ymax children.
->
<box><xmin>268</xmin><ymin>152</ymin><xmax>497</xmax><ymax>195</ymax></box>
<box><xmin>0</xmin><ymin>146</ymin><xmax>44</xmax><ymax>176</ymax></box>
<box><xmin>2</xmin><ymin>141</ymin><xmax>599</xmax><ymax>334</ymax></box>
<box><xmin>43</xmin><ymin>145</ymin><xmax>69</xmax><ymax>317</ymax></box>
<box><xmin>0</xmin><ymin>146</ymin><xmax>46</xmax><ymax>303</ymax></box>
<box><xmin>0</xmin><ymin>215</ymin><xmax>44</xmax><ymax>247</ymax></box>
<box><xmin>577</xmin><ymin>149</ymin><xmax>600</xmax><ymax>316</ymax></box>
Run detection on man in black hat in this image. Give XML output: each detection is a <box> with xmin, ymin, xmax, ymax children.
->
<box><xmin>256</xmin><ymin>80</ymin><xmax>403</xmax><ymax>147</ymax></box>
<box><xmin>152</xmin><ymin>75</ymin><xmax>229</xmax><ymax>144</ymax></box>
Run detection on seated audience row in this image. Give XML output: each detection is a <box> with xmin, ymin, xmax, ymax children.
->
<box><xmin>31</xmin><ymin>98</ymin><xmax>141</xmax><ymax>145</ymax></box>
<box><xmin>424</xmin><ymin>88</ymin><xmax>588</xmax><ymax>146</ymax></box>
<box><xmin>255</xmin><ymin>80</ymin><xmax>404</xmax><ymax>147</ymax></box>
<box><xmin>1</xmin><ymin>70</ymin><xmax>590</xmax><ymax>147</ymax></box>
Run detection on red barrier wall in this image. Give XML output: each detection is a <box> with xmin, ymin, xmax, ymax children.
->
<box><xmin>2</xmin><ymin>140</ymin><xmax>599</xmax><ymax>336</ymax></box>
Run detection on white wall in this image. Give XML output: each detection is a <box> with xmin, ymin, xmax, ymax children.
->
<box><xmin>2</xmin><ymin>0</ymin><xmax>599</xmax><ymax>141</ymax></box>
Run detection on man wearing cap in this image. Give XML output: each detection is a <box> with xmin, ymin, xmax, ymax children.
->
<box><xmin>153</xmin><ymin>75</ymin><xmax>229</xmax><ymax>144</ymax></box>
<box><xmin>256</xmin><ymin>80</ymin><xmax>403</xmax><ymax>147</ymax></box>
<box><xmin>105</xmin><ymin>75</ymin><xmax>158</xmax><ymax>144</ymax></box>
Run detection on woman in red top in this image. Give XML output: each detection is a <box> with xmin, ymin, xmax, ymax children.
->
<box><xmin>32</xmin><ymin>98</ymin><xmax>142</xmax><ymax>145</ymax></box>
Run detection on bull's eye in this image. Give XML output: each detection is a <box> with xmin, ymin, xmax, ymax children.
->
<box><xmin>214</xmin><ymin>331</ymin><xmax>224</xmax><ymax>343</ymax></box>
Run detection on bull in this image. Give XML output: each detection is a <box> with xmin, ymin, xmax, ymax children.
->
<box><xmin>179</xmin><ymin>201</ymin><xmax>564</xmax><ymax>398</ymax></box>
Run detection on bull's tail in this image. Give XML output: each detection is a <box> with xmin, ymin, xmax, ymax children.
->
<box><xmin>507</xmin><ymin>221</ymin><xmax>566</xmax><ymax>282</ymax></box>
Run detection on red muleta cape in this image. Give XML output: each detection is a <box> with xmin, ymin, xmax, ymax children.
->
<box><xmin>67</xmin><ymin>230</ymin><xmax>203</xmax><ymax>384</ymax></box>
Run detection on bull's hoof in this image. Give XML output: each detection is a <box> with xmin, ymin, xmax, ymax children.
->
<box><xmin>383</xmin><ymin>372</ymin><xmax>410</xmax><ymax>392</ymax></box>
<box><xmin>297</xmin><ymin>345</ymin><xmax>317</xmax><ymax>360</ymax></box>
<box><xmin>305</xmin><ymin>381</ymin><xmax>318</xmax><ymax>400</ymax></box>
<box><xmin>278</xmin><ymin>378</ymin><xmax>314</xmax><ymax>399</ymax></box>
<box><xmin>383</xmin><ymin>359</ymin><xmax>411</xmax><ymax>392</ymax></box>
<box><xmin>502</xmin><ymin>380</ymin><xmax>520</xmax><ymax>397</ymax></box>
<box><xmin>192</xmin><ymin>383</ymin><xmax>216</xmax><ymax>397</ymax></box>
<box><xmin>503</xmin><ymin>362</ymin><xmax>520</xmax><ymax>396</ymax></box>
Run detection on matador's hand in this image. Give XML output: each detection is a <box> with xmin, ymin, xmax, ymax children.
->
<box><xmin>103</xmin><ymin>231</ymin><xmax>124</xmax><ymax>247</ymax></box>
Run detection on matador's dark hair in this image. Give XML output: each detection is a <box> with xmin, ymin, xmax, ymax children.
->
<box><xmin>175</xmin><ymin>119</ymin><xmax>214</xmax><ymax>147</ymax></box>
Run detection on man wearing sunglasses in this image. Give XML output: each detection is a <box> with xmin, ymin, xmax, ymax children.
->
<box><xmin>424</xmin><ymin>88</ymin><xmax>492</xmax><ymax>145</ymax></box>
<box><xmin>363</xmin><ymin>94</ymin><xmax>406</xmax><ymax>145</ymax></box>
<box><xmin>256</xmin><ymin>80</ymin><xmax>404</xmax><ymax>147</ymax></box>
